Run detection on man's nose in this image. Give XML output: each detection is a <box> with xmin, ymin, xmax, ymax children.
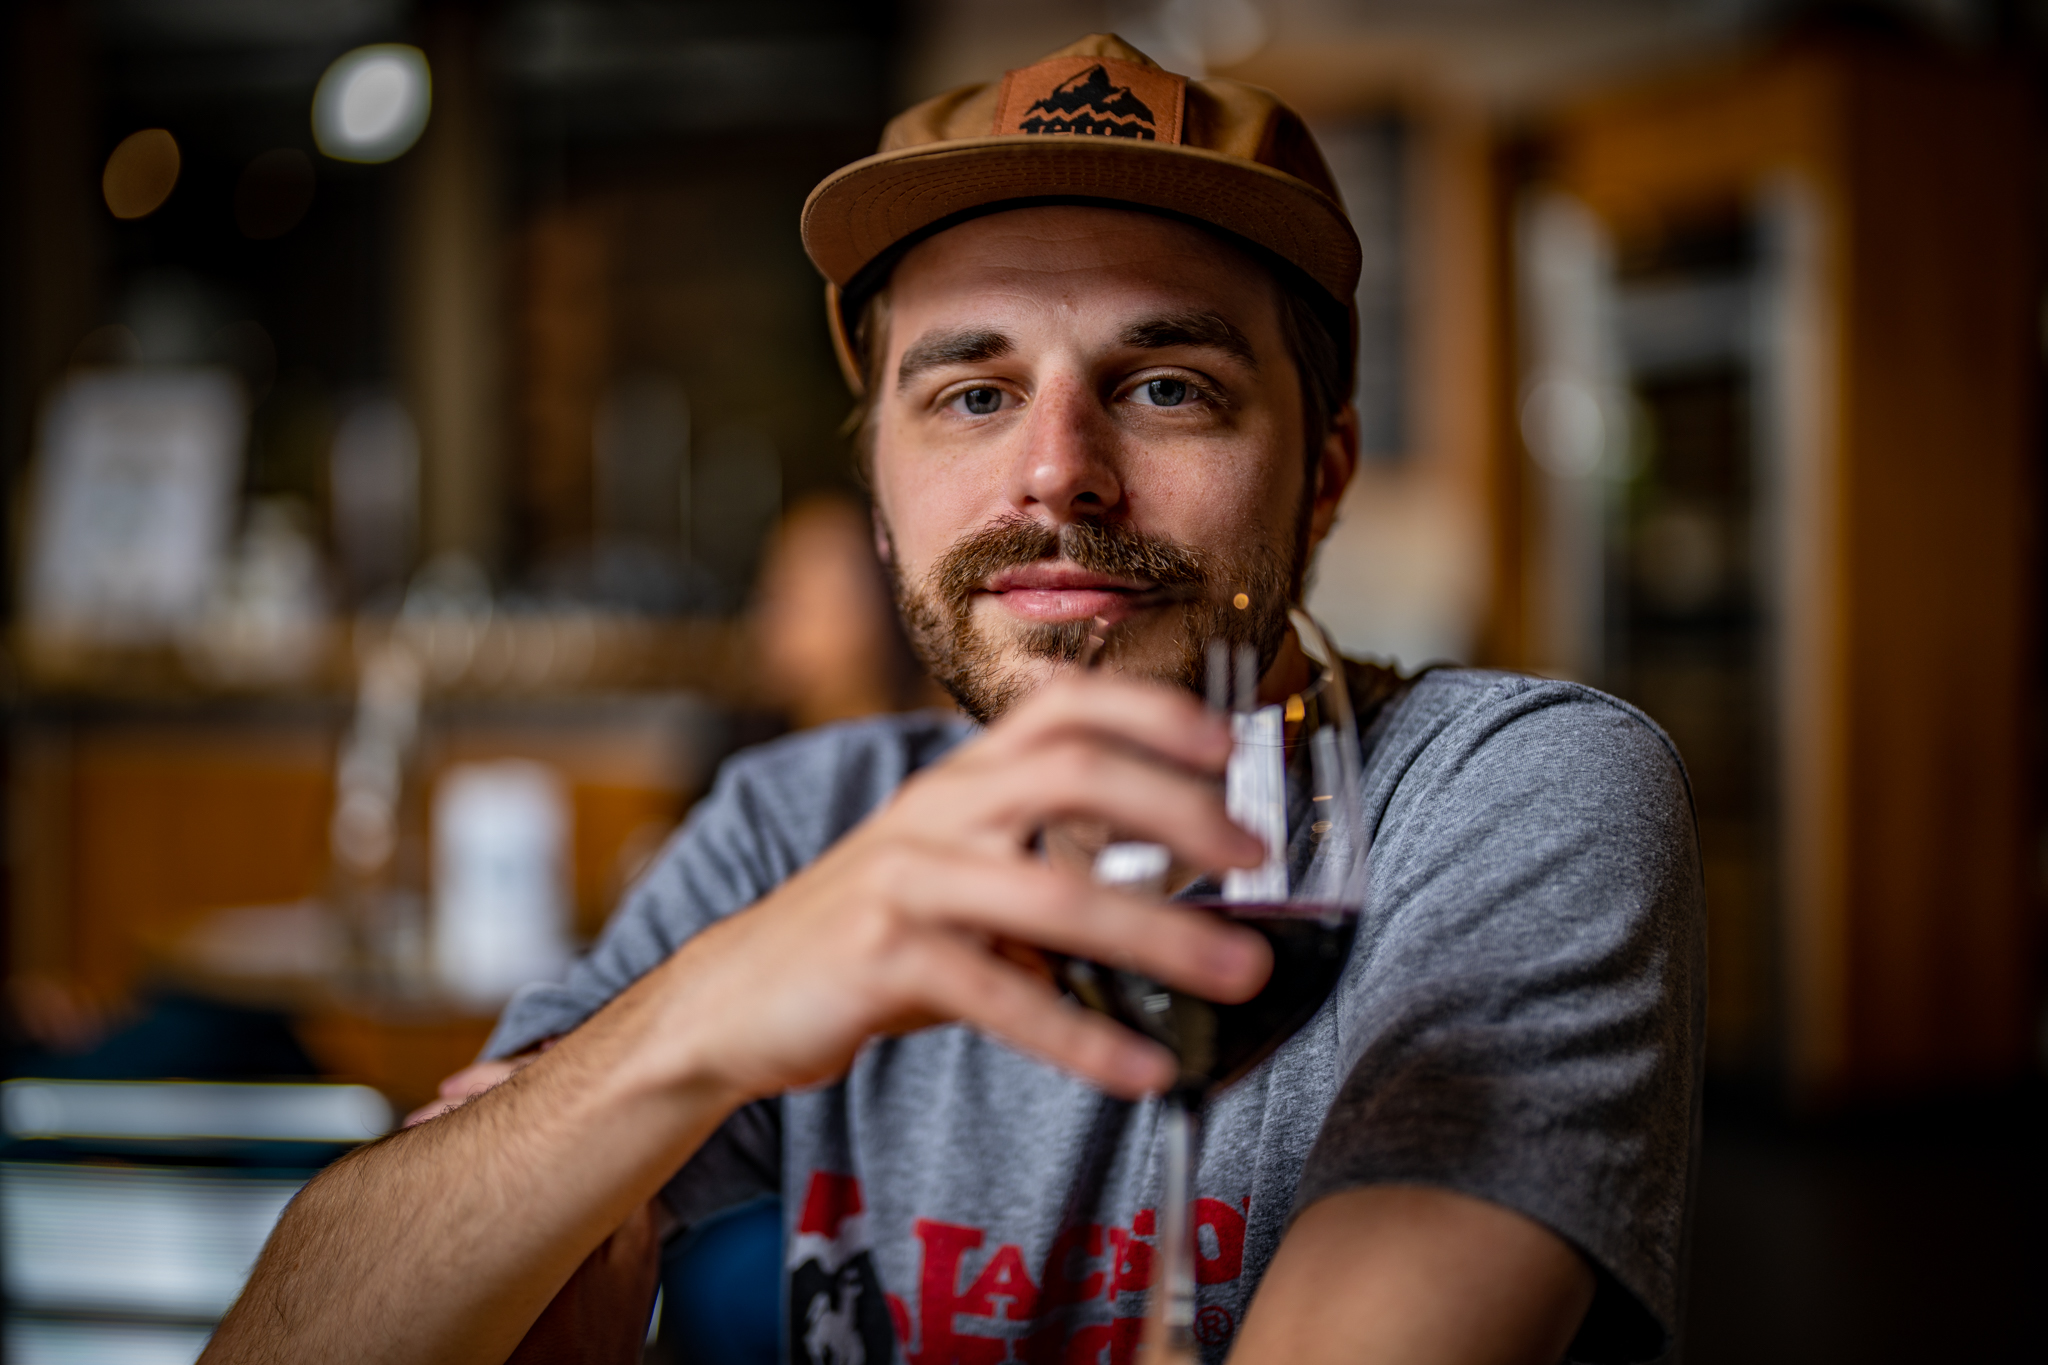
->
<box><xmin>1013</xmin><ymin>377</ymin><xmax>1123</xmax><ymax>521</ymax></box>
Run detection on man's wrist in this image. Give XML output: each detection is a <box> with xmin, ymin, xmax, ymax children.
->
<box><xmin>563</xmin><ymin>950</ymin><xmax>759</xmax><ymax>1130</ymax></box>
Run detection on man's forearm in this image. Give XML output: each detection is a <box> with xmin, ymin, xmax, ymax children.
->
<box><xmin>204</xmin><ymin>982</ymin><xmax>744</xmax><ymax>1365</ymax></box>
<box><xmin>1231</xmin><ymin>1186</ymin><xmax>1595</xmax><ymax>1365</ymax></box>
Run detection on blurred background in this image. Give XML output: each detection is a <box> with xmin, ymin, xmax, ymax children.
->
<box><xmin>0</xmin><ymin>0</ymin><xmax>2042</xmax><ymax>1361</ymax></box>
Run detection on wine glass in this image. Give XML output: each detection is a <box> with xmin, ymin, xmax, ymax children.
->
<box><xmin>1048</xmin><ymin>607</ymin><xmax>1367</xmax><ymax>1362</ymax></box>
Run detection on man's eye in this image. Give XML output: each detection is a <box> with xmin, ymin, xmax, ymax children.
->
<box><xmin>1137</xmin><ymin>378</ymin><xmax>1190</xmax><ymax>407</ymax></box>
<box><xmin>957</xmin><ymin>387</ymin><xmax>1003</xmax><ymax>416</ymax></box>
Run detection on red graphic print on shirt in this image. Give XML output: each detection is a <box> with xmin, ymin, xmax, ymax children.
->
<box><xmin>789</xmin><ymin>1171</ymin><xmax>1250</xmax><ymax>1365</ymax></box>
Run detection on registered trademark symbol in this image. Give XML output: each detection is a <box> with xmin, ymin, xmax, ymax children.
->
<box><xmin>1193</xmin><ymin>1305</ymin><xmax>1235</xmax><ymax>1346</ymax></box>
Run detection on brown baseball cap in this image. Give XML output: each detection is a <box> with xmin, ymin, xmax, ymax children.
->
<box><xmin>802</xmin><ymin>33</ymin><xmax>1361</xmax><ymax>393</ymax></box>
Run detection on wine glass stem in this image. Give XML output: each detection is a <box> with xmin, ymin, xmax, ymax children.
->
<box><xmin>1143</xmin><ymin>1096</ymin><xmax>1201</xmax><ymax>1363</ymax></box>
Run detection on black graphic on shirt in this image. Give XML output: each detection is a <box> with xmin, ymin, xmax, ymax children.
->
<box><xmin>791</xmin><ymin>1250</ymin><xmax>895</xmax><ymax>1365</ymax></box>
<box><xmin>1018</xmin><ymin>65</ymin><xmax>1157</xmax><ymax>140</ymax></box>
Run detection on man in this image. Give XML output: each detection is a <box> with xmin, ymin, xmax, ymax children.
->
<box><xmin>208</xmin><ymin>34</ymin><xmax>1702</xmax><ymax>1365</ymax></box>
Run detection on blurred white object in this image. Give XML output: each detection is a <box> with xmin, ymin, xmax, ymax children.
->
<box><xmin>6</xmin><ymin>1315</ymin><xmax>212</xmax><ymax>1365</ymax></box>
<box><xmin>1517</xmin><ymin>192</ymin><xmax>1628</xmax><ymax>681</ymax></box>
<box><xmin>1</xmin><ymin>1080</ymin><xmax>391</xmax><ymax>1144</ymax></box>
<box><xmin>1093</xmin><ymin>841</ymin><xmax>1171</xmax><ymax>890</ymax></box>
<box><xmin>331</xmin><ymin>641</ymin><xmax>429</xmax><ymax>982</ymax></box>
<box><xmin>24</xmin><ymin>368</ymin><xmax>243</xmax><ymax>643</ymax></box>
<box><xmin>1224</xmin><ymin>707</ymin><xmax>1288</xmax><ymax>903</ymax></box>
<box><xmin>0</xmin><ymin>1080</ymin><xmax>390</xmax><ymax>1348</ymax></box>
<box><xmin>332</xmin><ymin>641</ymin><xmax>424</xmax><ymax>879</ymax></box>
<box><xmin>432</xmin><ymin>760</ymin><xmax>575</xmax><ymax>1004</ymax></box>
<box><xmin>313</xmin><ymin>44</ymin><xmax>431</xmax><ymax>163</ymax></box>
<box><xmin>1</xmin><ymin>1161</ymin><xmax>302</xmax><ymax>1321</ymax></box>
<box><xmin>1520</xmin><ymin>375</ymin><xmax>1609</xmax><ymax>479</ymax></box>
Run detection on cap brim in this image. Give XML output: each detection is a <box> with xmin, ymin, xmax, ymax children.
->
<box><xmin>802</xmin><ymin>135</ymin><xmax>1362</xmax><ymax>307</ymax></box>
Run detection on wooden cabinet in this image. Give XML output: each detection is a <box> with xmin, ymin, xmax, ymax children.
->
<box><xmin>1505</xmin><ymin>39</ymin><xmax>2039</xmax><ymax>1101</ymax></box>
<box><xmin>8</xmin><ymin>693</ymin><xmax>716</xmax><ymax>1109</ymax></box>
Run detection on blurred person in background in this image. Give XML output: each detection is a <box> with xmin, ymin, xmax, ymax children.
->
<box><xmin>207</xmin><ymin>34</ymin><xmax>1703</xmax><ymax>1365</ymax></box>
<box><xmin>750</xmin><ymin>493</ymin><xmax>942</xmax><ymax>730</ymax></box>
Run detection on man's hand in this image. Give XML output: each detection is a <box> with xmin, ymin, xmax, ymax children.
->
<box><xmin>207</xmin><ymin>673</ymin><xmax>1271</xmax><ymax>1365</ymax></box>
<box><xmin>403</xmin><ymin>1057</ymin><xmax>529</xmax><ymax>1127</ymax></box>
<box><xmin>619</xmin><ymin>671</ymin><xmax>1273</xmax><ymax>1106</ymax></box>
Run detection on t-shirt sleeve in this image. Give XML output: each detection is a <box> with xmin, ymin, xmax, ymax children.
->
<box><xmin>660</xmin><ymin>1097</ymin><xmax>783</xmax><ymax>1226</ymax></box>
<box><xmin>1295</xmin><ymin>676</ymin><xmax>1705</xmax><ymax>1362</ymax></box>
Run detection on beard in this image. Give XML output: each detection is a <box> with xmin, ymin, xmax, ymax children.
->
<box><xmin>889</xmin><ymin>514</ymin><xmax>1299</xmax><ymax>724</ymax></box>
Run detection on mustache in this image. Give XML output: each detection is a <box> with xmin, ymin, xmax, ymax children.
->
<box><xmin>890</xmin><ymin>511</ymin><xmax>1295</xmax><ymax>723</ymax></box>
<box><xmin>929</xmin><ymin>516</ymin><xmax>1212</xmax><ymax>613</ymax></box>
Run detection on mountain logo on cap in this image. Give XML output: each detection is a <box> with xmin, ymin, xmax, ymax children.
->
<box><xmin>1018</xmin><ymin>64</ymin><xmax>1156</xmax><ymax>139</ymax></box>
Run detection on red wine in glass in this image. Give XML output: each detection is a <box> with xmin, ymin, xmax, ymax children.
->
<box><xmin>1049</xmin><ymin>901</ymin><xmax>1358</xmax><ymax>1104</ymax></box>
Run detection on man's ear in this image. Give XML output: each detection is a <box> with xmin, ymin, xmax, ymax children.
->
<box><xmin>1305</xmin><ymin>404</ymin><xmax>1359</xmax><ymax>554</ymax></box>
<box><xmin>871</xmin><ymin>503</ymin><xmax>894</xmax><ymax>566</ymax></box>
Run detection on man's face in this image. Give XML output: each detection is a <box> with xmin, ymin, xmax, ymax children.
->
<box><xmin>869</xmin><ymin>205</ymin><xmax>1346</xmax><ymax>721</ymax></box>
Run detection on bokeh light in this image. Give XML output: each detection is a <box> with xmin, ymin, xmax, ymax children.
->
<box><xmin>311</xmin><ymin>44</ymin><xmax>430</xmax><ymax>164</ymax></box>
<box><xmin>101</xmin><ymin>128</ymin><xmax>180</xmax><ymax>220</ymax></box>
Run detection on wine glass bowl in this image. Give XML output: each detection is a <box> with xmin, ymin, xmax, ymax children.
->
<box><xmin>1052</xmin><ymin>904</ymin><xmax>1357</xmax><ymax>1103</ymax></box>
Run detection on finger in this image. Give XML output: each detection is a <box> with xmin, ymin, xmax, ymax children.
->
<box><xmin>998</xmin><ymin>737</ymin><xmax>1266</xmax><ymax>866</ymax></box>
<box><xmin>406</xmin><ymin>1059</ymin><xmax>525</xmax><ymax>1126</ymax></box>
<box><xmin>888</xmin><ymin>851</ymin><xmax>1271</xmax><ymax>1003</ymax></box>
<box><xmin>402</xmin><ymin>1097</ymin><xmax>461</xmax><ymax>1128</ymax></box>
<box><xmin>902</xmin><ymin>735</ymin><xmax>1262</xmax><ymax>869</ymax></box>
<box><xmin>436</xmin><ymin>1059</ymin><xmax>521</xmax><ymax>1102</ymax></box>
<box><xmin>971</xmin><ymin>674</ymin><xmax>1235</xmax><ymax>773</ymax></box>
<box><xmin>890</xmin><ymin>933</ymin><xmax>1177</xmax><ymax>1097</ymax></box>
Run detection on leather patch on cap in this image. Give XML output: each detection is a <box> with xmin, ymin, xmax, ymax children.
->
<box><xmin>992</xmin><ymin>56</ymin><xmax>1185</xmax><ymax>144</ymax></box>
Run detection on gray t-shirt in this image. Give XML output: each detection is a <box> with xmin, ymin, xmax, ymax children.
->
<box><xmin>487</xmin><ymin>668</ymin><xmax>1705</xmax><ymax>1364</ymax></box>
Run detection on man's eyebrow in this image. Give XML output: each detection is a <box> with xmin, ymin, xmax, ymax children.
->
<box><xmin>1120</xmin><ymin>310</ymin><xmax>1258</xmax><ymax>369</ymax></box>
<box><xmin>896</xmin><ymin>328</ymin><xmax>1013</xmax><ymax>390</ymax></box>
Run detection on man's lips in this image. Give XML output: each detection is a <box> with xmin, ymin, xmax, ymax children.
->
<box><xmin>977</xmin><ymin>564</ymin><xmax>1161</xmax><ymax>623</ymax></box>
<box><xmin>983</xmin><ymin>564</ymin><xmax>1154</xmax><ymax>594</ymax></box>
